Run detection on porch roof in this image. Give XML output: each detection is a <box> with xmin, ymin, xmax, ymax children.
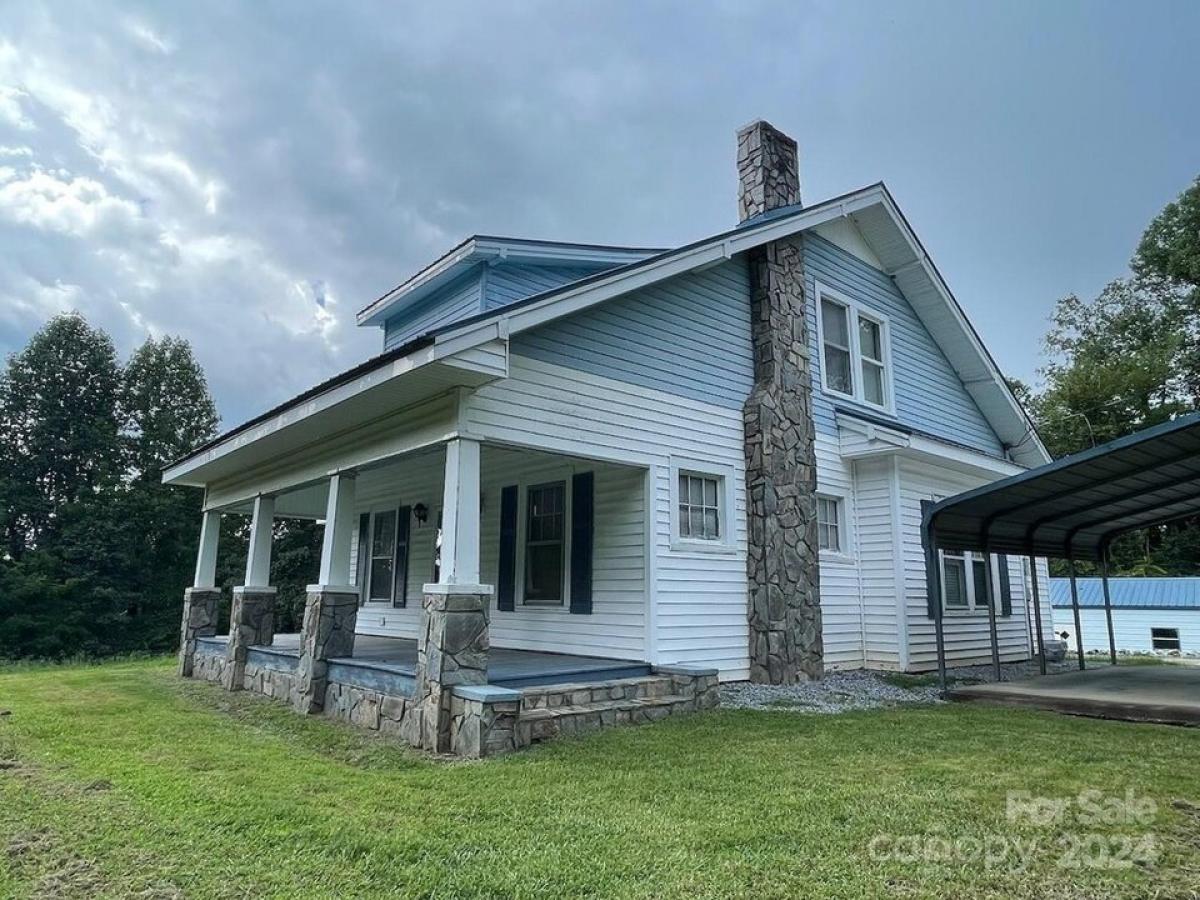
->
<box><xmin>924</xmin><ymin>412</ymin><xmax>1200</xmax><ymax>560</ymax></box>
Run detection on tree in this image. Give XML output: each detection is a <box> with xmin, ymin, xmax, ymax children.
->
<box><xmin>1135</xmin><ymin>176</ymin><xmax>1200</xmax><ymax>291</ymax></box>
<box><xmin>0</xmin><ymin>314</ymin><xmax>122</xmax><ymax>558</ymax></box>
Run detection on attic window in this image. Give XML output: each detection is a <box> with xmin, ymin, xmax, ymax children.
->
<box><xmin>817</xmin><ymin>283</ymin><xmax>891</xmax><ymax>411</ymax></box>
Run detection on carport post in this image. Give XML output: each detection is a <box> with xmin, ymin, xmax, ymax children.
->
<box><xmin>1067</xmin><ymin>559</ymin><xmax>1086</xmax><ymax>671</ymax></box>
<box><xmin>920</xmin><ymin>501</ymin><xmax>948</xmax><ymax>695</ymax></box>
<box><xmin>983</xmin><ymin>556</ymin><xmax>1001</xmax><ymax>682</ymax></box>
<box><xmin>1100</xmin><ymin>552</ymin><xmax>1118</xmax><ymax>666</ymax></box>
<box><xmin>1028</xmin><ymin>556</ymin><xmax>1047</xmax><ymax>675</ymax></box>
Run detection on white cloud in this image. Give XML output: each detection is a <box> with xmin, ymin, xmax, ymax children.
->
<box><xmin>0</xmin><ymin>85</ymin><xmax>34</xmax><ymax>131</ymax></box>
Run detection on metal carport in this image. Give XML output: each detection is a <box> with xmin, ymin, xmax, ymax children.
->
<box><xmin>921</xmin><ymin>412</ymin><xmax>1200</xmax><ymax>690</ymax></box>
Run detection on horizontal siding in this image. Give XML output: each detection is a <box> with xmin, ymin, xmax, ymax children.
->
<box><xmin>353</xmin><ymin>446</ymin><xmax>646</xmax><ymax>660</ymax></box>
<box><xmin>1067</xmin><ymin>608</ymin><xmax>1200</xmax><ymax>655</ymax></box>
<box><xmin>852</xmin><ymin>456</ymin><xmax>903</xmax><ymax>669</ymax></box>
<box><xmin>484</xmin><ymin>263</ymin><xmax>603</xmax><ymax>310</ymax></box>
<box><xmin>511</xmin><ymin>259</ymin><xmax>754</xmax><ymax>410</ymax></box>
<box><xmin>898</xmin><ymin>458</ymin><xmax>1054</xmax><ymax>670</ymax></box>
<box><xmin>383</xmin><ymin>270</ymin><xmax>482</xmax><ymax>350</ymax></box>
<box><xmin>803</xmin><ymin>233</ymin><xmax>1003</xmax><ymax>456</ymax></box>
<box><xmin>814</xmin><ymin>433</ymin><xmax>865</xmax><ymax>670</ymax></box>
<box><xmin>465</xmin><ymin>353</ymin><xmax>751</xmax><ymax>680</ymax></box>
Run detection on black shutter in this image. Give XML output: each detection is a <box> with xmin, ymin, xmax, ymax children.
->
<box><xmin>497</xmin><ymin>485</ymin><xmax>518</xmax><ymax>612</ymax></box>
<box><xmin>997</xmin><ymin>553</ymin><xmax>1013</xmax><ymax>616</ymax></box>
<box><xmin>922</xmin><ymin>499</ymin><xmax>939</xmax><ymax>619</ymax></box>
<box><xmin>392</xmin><ymin>506</ymin><xmax>410</xmax><ymax>608</ymax></box>
<box><xmin>570</xmin><ymin>472</ymin><xmax>594</xmax><ymax>615</ymax></box>
<box><xmin>356</xmin><ymin>512</ymin><xmax>371</xmax><ymax>606</ymax></box>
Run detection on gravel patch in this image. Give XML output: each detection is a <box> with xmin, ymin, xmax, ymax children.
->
<box><xmin>719</xmin><ymin>660</ymin><xmax>1079</xmax><ymax>714</ymax></box>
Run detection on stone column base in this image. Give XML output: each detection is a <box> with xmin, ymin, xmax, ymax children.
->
<box><xmin>402</xmin><ymin>585</ymin><xmax>492</xmax><ymax>753</ymax></box>
<box><xmin>178</xmin><ymin>588</ymin><xmax>221</xmax><ymax>677</ymax></box>
<box><xmin>224</xmin><ymin>586</ymin><xmax>277</xmax><ymax>691</ymax></box>
<box><xmin>293</xmin><ymin>586</ymin><xmax>359</xmax><ymax>714</ymax></box>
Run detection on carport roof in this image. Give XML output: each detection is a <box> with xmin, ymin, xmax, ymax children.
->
<box><xmin>925</xmin><ymin>412</ymin><xmax>1200</xmax><ymax>560</ymax></box>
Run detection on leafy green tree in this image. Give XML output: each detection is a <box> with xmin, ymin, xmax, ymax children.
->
<box><xmin>1135</xmin><ymin>176</ymin><xmax>1200</xmax><ymax>291</ymax></box>
<box><xmin>0</xmin><ymin>314</ymin><xmax>122</xmax><ymax>558</ymax></box>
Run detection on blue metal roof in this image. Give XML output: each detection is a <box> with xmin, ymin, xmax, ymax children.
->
<box><xmin>1049</xmin><ymin>577</ymin><xmax>1200</xmax><ymax>610</ymax></box>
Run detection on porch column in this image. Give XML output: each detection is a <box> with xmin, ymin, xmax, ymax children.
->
<box><xmin>225</xmin><ymin>494</ymin><xmax>277</xmax><ymax>690</ymax></box>
<box><xmin>294</xmin><ymin>472</ymin><xmax>360</xmax><ymax>714</ymax></box>
<box><xmin>404</xmin><ymin>438</ymin><xmax>494</xmax><ymax>753</ymax></box>
<box><xmin>178</xmin><ymin>509</ymin><xmax>222</xmax><ymax>677</ymax></box>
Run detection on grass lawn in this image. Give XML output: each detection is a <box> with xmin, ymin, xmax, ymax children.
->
<box><xmin>1</xmin><ymin>659</ymin><xmax>1198</xmax><ymax>898</ymax></box>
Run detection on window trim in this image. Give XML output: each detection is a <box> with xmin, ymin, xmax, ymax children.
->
<box><xmin>1150</xmin><ymin>627</ymin><xmax>1181</xmax><ymax>651</ymax></box>
<box><xmin>512</xmin><ymin>465</ymin><xmax>576</xmax><ymax>608</ymax></box>
<box><xmin>360</xmin><ymin>505</ymin><xmax>411</xmax><ymax>606</ymax></box>
<box><xmin>814</xmin><ymin>281</ymin><xmax>894</xmax><ymax>413</ymax></box>
<box><xmin>669</xmin><ymin>458</ymin><xmax>736</xmax><ymax>553</ymax></box>
<box><xmin>938</xmin><ymin>548</ymin><xmax>999</xmax><ymax>616</ymax></box>
<box><xmin>816</xmin><ymin>493</ymin><xmax>852</xmax><ymax>561</ymax></box>
<box><xmin>521</xmin><ymin>479</ymin><xmax>568</xmax><ymax>607</ymax></box>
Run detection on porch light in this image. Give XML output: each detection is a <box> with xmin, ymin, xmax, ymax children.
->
<box><xmin>413</xmin><ymin>503</ymin><xmax>429</xmax><ymax>525</ymax></box>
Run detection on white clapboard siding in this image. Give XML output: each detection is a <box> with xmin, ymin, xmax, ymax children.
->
<box><xmin>464</xmin><ymin>353</ymin><xmax>752</xmax><ymax>680</ymax></box>
<box><xmin>897</xmin><ymin>458</ymin><xmax>1053</xmax><ymax>670</ymax></box>
<box><xmin>814</xmin><ymin>433</ymin><xmax>866</xmax><ymax>669</ymax></box>
<box><xmin>852</xmin><ymin>456</ymin><xmax>904</xmax><ymax>669</ymax></box>
<box><xmin>352</xmin><ymin>445</ymin><xmax>647</xmax><ymax>661</ymax></box>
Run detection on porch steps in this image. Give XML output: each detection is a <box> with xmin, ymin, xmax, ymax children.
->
<box><xmin>517</xmin><ymin>672</ymin><xmax>718</xmax><ymax>744</ymax></box>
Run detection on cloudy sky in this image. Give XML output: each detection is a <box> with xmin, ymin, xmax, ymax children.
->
<box><xmin>1</xmin><ymin>1</ymin><xmax>1196</xmax><ymax>427</ymax></box>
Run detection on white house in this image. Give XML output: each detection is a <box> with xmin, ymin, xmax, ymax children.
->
<box><xmin>164</xmin><ymin>120</ymin><xmax>1055</xmax><ymax>756</ymax></box>
<box><xmin>1050</xmin><ymin>577</ymin><xmax>1200</xmax><ymax>656</ymax></box>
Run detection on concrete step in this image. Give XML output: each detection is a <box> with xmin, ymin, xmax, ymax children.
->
<box><xmin>520</xmin><ymin>675</ymin><xmax>685</xmax><ymax>712</ymax></box>
<box><xmin>519</xmin><ymin>693</ymin><xmax>699</xmax><ymax>743</ymax></box>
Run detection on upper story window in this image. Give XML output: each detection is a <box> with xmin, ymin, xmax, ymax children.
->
<box><xmin>817</xmin><ymin>284</ymin><xmax>891</xmax><ymax>411</ymax></box>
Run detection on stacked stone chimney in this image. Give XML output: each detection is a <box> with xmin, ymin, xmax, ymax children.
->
<box><xmin>738</xmin><ymin>120</ymin><xmax>824</xmax><ymax>683</ymax></box>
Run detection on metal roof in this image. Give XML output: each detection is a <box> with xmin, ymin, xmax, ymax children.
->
<box><xmin>925</xmin><ymin>412</ymin><xmax>1200</xmax><ymax>560</ymax></box>
<box><xmin>1049</xmin><ymin>577</ymin><xmax>1200</xmax><ymax>610</ymax></box>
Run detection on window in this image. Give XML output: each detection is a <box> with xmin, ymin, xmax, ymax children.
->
<box><xmin>942</xmin><ymin>550</ymin><xmax>993</xmax><ymax>613</ymax></box>
<box><xmin>817</xmin><ymin>285</ymin><xmax>890</xmax><ymax>410</ymax></box>
<box><xmin>816</xmin><ymin>495</ymin><xmax>842</xmax><ymax>553</ymax></box>
<box><xmin>524</xmin><ymin>482</ymin><xmax>565</xmax><ymax>605</ymax></box>
<box><xmin>821</xmin><ymin>297</ymin><xmax>853</xmax><ymax>396</ymax></box>
<box><xmin>679</xmin><ymin>473</ymin><xmax>721</xmax><ymax>541</ymax></box>
<box><xmin>359</xmin><ymin>507</ymin><xmax>410</xmax><ymax>605</ymax></box>
<box><xmin>1151</xmin><ymin>627</ymin><xmax>1181</xmax><ymax>651</ymax></box>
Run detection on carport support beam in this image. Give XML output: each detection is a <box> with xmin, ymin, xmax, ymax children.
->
<box><xmin>1100</xmin><ymin>553</ymin><xmax>1118</xmax><ymax>666</ymax></box>
<box><xmin>1028</xmin><ymin>556</ymin><xmax>1047</xmax><ymax>675</ymax></box>
<box><xmin>920</xmin><ymin>502</ymin><xmax>948</xmax><ymax>695</ymax></box>
<box><xmin>984</xmin><ymin>556</ymin><xmax>1001</xmax><ymax>682</ymax></box>
<box><xmin>1068</xmin><ymin>559</ymin><xmax>1086</xmax><ymax>671</ymax></box>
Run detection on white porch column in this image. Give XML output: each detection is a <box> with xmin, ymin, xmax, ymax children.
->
<box><xmin>294</xmin><ymin>471</ymin><xmax>360</xmax><ymax>714</ymax></box>
<box><xmin>193</xmin><ymin>509</ymin><xmax>221</xmax><ymax>589</ymax></box>
<box><xmin>317</xmin><ymin>472</ymin><xmax>357</xmax><ymax>588</ymax></box>
<box><xmin>244</xmin><ymin>494</ymin><xmax>275</xmax><ymax>587</ymax></box>
<box><xmin>436</xmin><ymin>437</ymin><xmax>481</xmax><ymax>586</ymax></box>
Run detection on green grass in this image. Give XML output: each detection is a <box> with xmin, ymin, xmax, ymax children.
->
<box><xmin>1</xmin><ymin>659</ymin><xmax>1198</xmax><ymax>898</ymax></box>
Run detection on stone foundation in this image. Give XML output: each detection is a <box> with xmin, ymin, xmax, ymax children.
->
<box><xmin>293</xmin><ymin>587</ymin><xmax>359</xmax><ymax>714</ymax></box>
<box><xmin>185</xmin><ymin>642</ymin><xmax>719</xmax><ymax>758</ymax></box>
<box><xmin>224</xmin><ymin>586</ymin><xmax>276</xmax><ymax>690</ymax></box>
<box><xmin>177</xmin><ymin>588</ymin><xmax>220</xmax><ymax>677</ymax></box>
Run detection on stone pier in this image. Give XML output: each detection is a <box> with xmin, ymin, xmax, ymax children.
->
<box><xmin>224</xmin><ymin>586</ymin><xmax>276</xmax><ymax>691</ymax></box>
<box><xmin>177</xmin><ymin>587</ymin><xmax>220</xmax><ymax>677</ymax></box>
<box><xmin>292</xmin><ymin>587</ymin><xmax>360</xmax><ymax>714</ymax></box>
<box><xmin>401</xmin><ymin>587</ymin><xmax>491</xmax><ymax>753</ymax></box>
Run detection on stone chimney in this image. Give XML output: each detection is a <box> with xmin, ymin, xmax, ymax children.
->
<box><xmin>738</xmin><ymin>119</ymin><xmax>824</xmax><ymax>684</ymax></box>
<box><xmin>737</xmin><ymin>120</ymin><xmax>800</xmax><ymax>223</ymax></box>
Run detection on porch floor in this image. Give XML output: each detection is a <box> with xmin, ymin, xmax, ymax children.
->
<box><xmin>202</xmin><ymin>633</ymin><xmax>651</xmax><ymax>689</ymax></box>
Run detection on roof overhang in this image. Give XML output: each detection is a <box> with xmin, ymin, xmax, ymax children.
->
<box><xmin>356</xmin><ymin>236</ymin><xmax>663</xmax><ymax>327</ymax></box>
<box><xmin>836</xmin><ymin>409</ymin><xmax>1025</xmax><ymax>479</ymax></box>
<box><xmin>429</xmin><ymin>184</ymin><xmax>1048</xmax><ymax>468</ymax></box>
<box><xmin>926</xmin><ymin>412</ymin><xmax>1200</xmax><ymax>560</ymax></box>
<box><xmin>162</xmin><ymin>339</ymin><xmax>507</xmax><ymax>489</ymax></box>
